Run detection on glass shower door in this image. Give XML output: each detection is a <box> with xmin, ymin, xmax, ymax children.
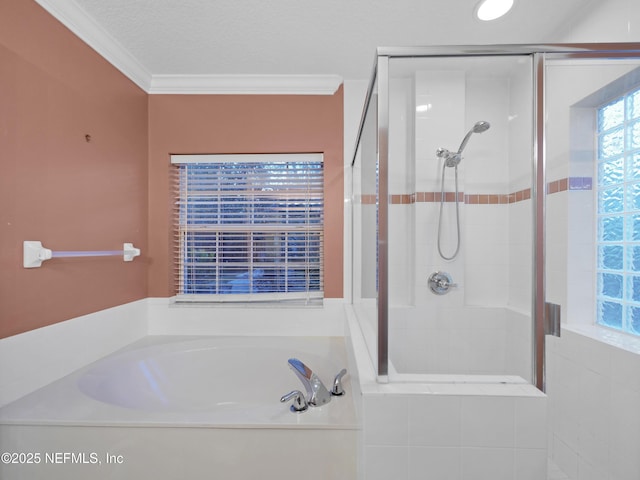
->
<box><xmin>384</xmin><ymin>54</ymin><xmax>536</xmax><ymax>381</ymax></box>
<box><xmin>352</xmin><ymin>72</ymin><xmax>381</xmax><ymax>375</ymax></box>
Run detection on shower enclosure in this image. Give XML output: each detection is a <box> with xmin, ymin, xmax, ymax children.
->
<box><xmin>351</xmin><ymin>44</ymin><xmax>640</xmax><ymax>390</ymax></box>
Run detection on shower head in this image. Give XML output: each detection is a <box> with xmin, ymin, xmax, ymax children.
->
<box><xmin>457</xmin><ymin>120</ymin><xmax>491</xmax><ymax>154</ymax></box>
<box><xmin>472</xmin><ymin>120</ymin><xmax>491</xmax><ymax>133</ymax></box>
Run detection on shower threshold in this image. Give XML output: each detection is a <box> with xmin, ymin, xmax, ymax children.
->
<box><xmin>391</xmin><ymin>373</ymin><xmax>529</xmax><ymax>384</ymax></box>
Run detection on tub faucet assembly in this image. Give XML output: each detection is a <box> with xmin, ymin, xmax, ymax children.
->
<box><xmin>331</xmin><ymin>368</ymin><xmax>347</xmax><ymax>396</ymax></box>
<box><xmin>286</xmin><ymin>358</ymin><xmax>332</xmax><ymax>406</ymax></box>
<box><xmin>280</xmin><ymin>389</ymin><xmax>308</xmax><ymax>413</ymax></box>
<box><xmin>280</xmin><ymin>358</ymin><xmax>347</xmax><ymax>413</ymax></box>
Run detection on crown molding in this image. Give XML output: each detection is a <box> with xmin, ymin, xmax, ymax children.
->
<box><xmin>148</xmin><ymin>74</ymin><xmax>343</xmax><ymax>95</ymax></box>
<box><xmin>34</xmin><ymin>1</ymin><xmax>343</xmax><ymax>95</ymax></box>
<box><xmin>35</xmin><ymin>0</ymin><xmax>153</xmax><ymax>91</ymax></box>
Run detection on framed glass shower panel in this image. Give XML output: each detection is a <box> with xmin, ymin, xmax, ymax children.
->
<box><xmin>351</xmin><ymin>71</ymin><xmax>382</xmax><ymax>377</ymax></box>
<box><xmin>384</xmin><ymin>54</ymin><xmax>535</xmax><ymax>380</ymax></box>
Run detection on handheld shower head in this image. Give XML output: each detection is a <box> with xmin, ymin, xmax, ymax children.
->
<box><xmin>457</xmin><ymin>120</ymin><xmax>491</xmax><ymax>154</ymax></box>
<box><xmin>434</xmin><ymin>120</ymin><xmax>491</xmax><ymax>260</ymax></box>
<box><xmin>472</xmin><ymin>120</ymin><xmax>491</xmax><ymax>133</ymax></box>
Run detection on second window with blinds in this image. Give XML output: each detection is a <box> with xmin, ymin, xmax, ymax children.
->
<box><xmin>172</xmin><ymin>154</ymin><xmax>324</xmax><ymax>304</ymax></box>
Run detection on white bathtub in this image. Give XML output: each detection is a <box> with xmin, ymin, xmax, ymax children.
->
<box><xmin>0</xmin><ymin>336</ymin><xmax>357</xmax><ymax>480</ymax></box>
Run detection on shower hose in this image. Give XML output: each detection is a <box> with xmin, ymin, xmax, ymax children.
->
<box><xmin>437</xmin><ymin>162</ymin><xmax>461</xmax><ymax>260</ymax></box>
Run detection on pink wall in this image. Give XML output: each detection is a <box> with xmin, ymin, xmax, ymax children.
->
<box><xmin>148</xmin><ymin>92</ymin><xmax>344</xmax><ymax>298</ymax></box>
<box><xmin>0</xmin><ymin>0</ymin><xmax>149</xmax><ymax>338</ymax></box>
<box><xmin>0</xmin><ymin>1</ymin><xmax>345</xmax><ymax>338</ymax></box>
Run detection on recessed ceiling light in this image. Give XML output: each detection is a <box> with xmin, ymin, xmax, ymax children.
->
<box><xmin>475</xmin><ymin>0</ymin><xmax>514</xmax><ymax>21</ymax></box>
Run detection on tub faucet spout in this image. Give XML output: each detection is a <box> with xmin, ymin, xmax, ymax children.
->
<box><xmin>287</xmin><ymin>358</ymin><xmax>332</xmax><ymax>407</ymax></box>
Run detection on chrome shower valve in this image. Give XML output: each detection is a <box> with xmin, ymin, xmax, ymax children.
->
<box><xmin>428</xmin><ymin>271</ymin><xmax>457</xmax><ymax>295</ymax></box>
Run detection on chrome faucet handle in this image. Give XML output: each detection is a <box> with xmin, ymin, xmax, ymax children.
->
<box><xmin>331</xmin><ymin>368</ymin><xmax>347</xmax><ymax>396</ymax></box>
<box><xmin>287</xmin><ymin>358</ymin><xmax>332</xmax><ymax>407</ymax></box>
<box><xmin>280</xmin><ymin>390</ymin><xmax>308</xmax><ymax>413</ymax></box>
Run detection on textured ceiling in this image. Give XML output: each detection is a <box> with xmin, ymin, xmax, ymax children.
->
<box><xmin>60</xmin><ymin>0</ymin><xmax>597</xmax><ymax>79</ymax></box>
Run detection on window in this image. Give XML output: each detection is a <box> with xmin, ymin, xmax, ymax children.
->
<box><xmin>172</xmin><ymin>154</ymin><xmax>324</xmax><ymax>303</ymax></box>
<box><xmin>596</xmin><ymin>87</ymin><xmax>640</xmax><ymax>335</ymax></box>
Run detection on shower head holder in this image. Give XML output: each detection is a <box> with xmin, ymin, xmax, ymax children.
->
<box><xmin>436</xmin><ymin>147</ymin><xmax>461</xmax><ymax>167</ymax></box>
<box><xmin>437</xmin><ymin>120</ymin><xmax>491</xmax><ymax>167</ymax></box>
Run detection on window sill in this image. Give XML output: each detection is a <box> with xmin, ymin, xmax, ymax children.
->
<box><xmin>170</xmin><ymin>296</ymin><xmax>324</xmax><ymax>308</ymax></box>
<box><xmin>562</xmin><ymin>323</ymin><xmax>640</xmax><ymax>356</ymax></box>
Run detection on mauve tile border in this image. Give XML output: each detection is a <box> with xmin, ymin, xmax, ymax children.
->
<box><xmin>356</xmin><ymin>177</ymin><xmax>591</xmax><ymax>205</ymax></box>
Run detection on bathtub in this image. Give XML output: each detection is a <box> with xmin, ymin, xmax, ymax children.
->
<box><xmin>0</xmin><ymin>336</ymin><xmax>357</xmax><ymax>480</ymax></box>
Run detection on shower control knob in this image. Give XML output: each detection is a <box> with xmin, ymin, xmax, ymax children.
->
<box><xmin>428</xmin><ymin>271</ymin><xmax>457</xmax><ymax>295</ymax></box>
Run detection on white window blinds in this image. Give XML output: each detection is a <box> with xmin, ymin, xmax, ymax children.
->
<box><xmin>171</xmin><ymin>154</ymin><xmax>324</xmax><ymax>303</ymax></box>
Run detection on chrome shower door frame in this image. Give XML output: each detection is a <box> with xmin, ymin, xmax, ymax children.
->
<box><xmin>356</xmin><ymin>43</ymin><xmax>640</xmax><ymax>389</ymax></box>
<box><xmin>377</xmin><ymin>56</ymin><xmax>390</xmax><ymax>381</ymax></box>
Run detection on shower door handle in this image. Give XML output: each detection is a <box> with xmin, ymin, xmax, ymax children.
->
<box><xmin>544</xmin><ymin>302</ymin><xmax>561</xmax><ymax>337</ymax></box>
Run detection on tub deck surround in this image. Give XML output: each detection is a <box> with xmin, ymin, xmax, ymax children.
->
<box><xmin>0</xmin><ymin>298</ymin><xmax>349</xmax><ymax>407</ymax></box>
<box><xmin>0</xmin><ymin>335</ymin><xmax>357</xmax><ymax>480</ymax></box>
<box><xmin>0</xmin><ymin>335</ymin><xmax>357</xmax><ymax>429</ymax></box>
<box><xmin>0</xmin><ymin>425</ymin><xmax>356</xmax><ymax>480</ymax></box>
<box><xmin>0</xmin><ymin>299</ymin><xmax>148</xmax><ymax>407</ymax></box>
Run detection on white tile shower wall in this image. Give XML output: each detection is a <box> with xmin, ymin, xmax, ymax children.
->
<box><xmin>544</xmin><ymin>61</ymin><xmax>639</xmax><ymax>326</ymax></box>
<box><xmin>505</xmin><ymin>308</ymin><xmax>533</xmax><ymax>382</ymax></box>
<box><xmin>410</xmin><ymin>66</ymin><xmax>516</xmax><ymax>308</ymax></box>
<box><xmin>389</xmin><ymin>203</ymin><xmax>415</xmax><ymax>307</ymax></box>
<box><xmin>361</xmin><ymin>389</ymin><xmax>547</xmax><ymax>480</ymax></box>
<box><xmin>508</xmin><ymin>198</ymin><xmax>532</xmax><ymax>311</ymax></box>
<box><xmin>389</xmin><ymin>305</ymin><xmax>535</xmax><ymax>376</ymax></box>
<box><xmin>394</xmin><ymin>195</ymin><xmax>532</xmax><ymax>376</ymax></box>
<box><xmin>543</xmin><ymin>53</ymin><xmax>640</xmax><ymax>479</ymax></box>
<box><xmin>389</xmin><ymin>78</ymin><xmax>414</xmax><ymax>195</ymax></box>
<box><xmin>464</xmin><ymin>76</ymin><xmax>511</xmax><ymax>194</ymax></box>
<box><xmin>546</xmin><ymin>328</ymin><xmax>640</xmax><ymax>480</ymax></box>
<box><xmin>413</xmin><ymin>203</ymin><xmax>515</xmax><ymax>322</ymax></box>
<box><xmin>545</xmin><ymin>190</ymin><xmax>569</xmax><ymax>313</ymax></box>
<box><xmin>507</xmin><ymin>61</ymin><xmax>534</xmax><ymax>194</ymax></box>
<box><xmin>566</xmin><ymin>188</ymin><xmax>595</xmax><ymax>323</ymax></box>
<box><xmin>464</xmin><ymin>204</ymin><xmax>509</xmax><ymax>306</ymax></box>
<box><xmin>413</xmin><ymin>67</ymin><xmax>465</xmax><ymax>281</ymax></box>
<box><xmin>387</xmin><ymin>75</ymin><xmax>416</xmax><ymax>307</ymax></box>
<box><xmin>414</xmin><ymin>201</ymin><xmax>465</xmax><ymax>306</ymax></box>
<box><xmin>415</xmin><ymin>70</ymin><xmax>466</xmax><ymax>193</ymax></box>
<box><xmin>463</xmin><ymin>76</ymin><xmax>512</xmax><ymax>307</ymax></box>
<box><xmin>0</xmin><ymin>299</ymin><xmax>147</xmax><ymax>407</ymax></box>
